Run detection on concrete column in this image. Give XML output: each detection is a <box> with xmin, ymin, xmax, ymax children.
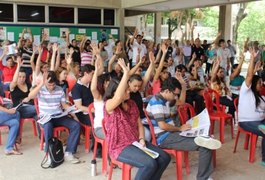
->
<box><xmin>154</xmin><ymin>12</ymin><xmax>162</xmax><ymax>44</ymax></box>
<box><xmin>116</xmin><ymin>8</ymin><xmax>125</xmax><ymax>43</ymax></box>
<box><xmin>219</xmin><ymin>5</ymin><xmax>233</xmax><ymax>41</ymax></box>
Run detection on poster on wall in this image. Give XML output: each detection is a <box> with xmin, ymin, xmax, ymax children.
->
<box><xmin>0</xmin><ymin>27</ymin><xmax>6</xmax><ymax>40</ymax></box>
<box><xmin>92</xmin><ymin>32</ymin><xmax>97</xmax><ymax>40</ymax></box>
<box><xmin>60</xmin><ymin>28</ymin><xmax>69</xmax><ymax>38</ymax></box>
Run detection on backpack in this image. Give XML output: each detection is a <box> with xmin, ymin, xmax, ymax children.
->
<box><xmin>41</xmin><ymin>137</ymin><xmax>64</xmax><ymax>168</ymax></box>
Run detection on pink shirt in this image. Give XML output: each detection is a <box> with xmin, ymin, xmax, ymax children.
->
<box><xmin>152</xmin><ymin>79</ymin><xmax>161</xmax><ymax>95</ymax></box>
<box><xmin>104</xmin><ymin>100</ymin><xmax>139</xmax><ymax>160</ymax></box>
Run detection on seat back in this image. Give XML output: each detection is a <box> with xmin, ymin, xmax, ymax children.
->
<box><xmin>177</xmin><ymin>103</ymin><xmax>196</xmax><ymax>124</ymax></box>
<box><xmin>234</xmin><ymin>97</ymin><xmax>239</xmax><ymax>119</ymax></box>
<box><xmin>144</xmin><ymin>110</ymin><xmax>158</xmax><ymax>146</ymax></box>
<box><xmin>34</xmin><ymin>98</ymin><xmax>40</xmax><ymax>116</ymax></box>
<box><xmin>203</xmin><ymin>88</ymin><xmax>222</xmax><ymax>113</ymax></box>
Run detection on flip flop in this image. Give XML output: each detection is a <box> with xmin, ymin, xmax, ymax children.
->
<box><xmin>5</xmin><ymin>150</ymin><xmax>23</xmax><ymax>156</ymax></box>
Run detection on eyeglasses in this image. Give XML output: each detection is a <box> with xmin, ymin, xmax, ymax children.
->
<box><xmin>170</xmin><ymin>91</ymin><xmax>179</xmax><ymax>96</ymax></box>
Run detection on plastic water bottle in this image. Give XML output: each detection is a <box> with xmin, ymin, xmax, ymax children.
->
<box><xmin>91</xmin><ymin>159</ymin><xmax>97</xmax><ymax>176</ymax></box>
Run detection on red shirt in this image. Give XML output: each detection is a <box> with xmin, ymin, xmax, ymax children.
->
<box><xmin>260</xmin><ymin>86</ymin><xmax>265</xmax><ymax>96</ymax></box>
<box><xmin>0</xmin><ymin>62</ymin><xmax>17</xmax><ymax>83</ymax></box>
<box><xmin>104</xmin><ymin>100</ymin><xmax>139</xmax><ymax>160</ymax></box>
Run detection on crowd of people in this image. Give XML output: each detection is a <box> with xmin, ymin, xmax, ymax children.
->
<box><xmin>0</xmin><ymin>26</ymin><xmax>265</xmax><ymax>179</ymax></box>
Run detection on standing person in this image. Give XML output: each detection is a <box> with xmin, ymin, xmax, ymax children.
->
<box><xmin>182</xmin><ymin>40</ymin><xmax>192</xmax><ymax>66</ymax></box>
<box><xmin>217</xmin><ymin>39</ymin><xmax>231</xmax><ymax>76</ymax></box>
<box><xmin>146</xmin><ymin>75</ymin><xmax>221</xmax><ymax>180</ymax></box>
<box><xmin>80</xmin><ymin>36</ymin><xmax>93</xmax><ymax>67</ymax></box>
<box><xmin>28</xmin><ymin>71</ymin><xmax>80</xmax><ymax>163</ymax></box>
<box><xmin>238</xmin><ymin>48</ymin><xmax>265</xmax><ymax>166</ymax></box>
<box><xmin>66</xmin><ymin>30</ymin><xmax>81</xmax><ymax>65</ymax></box>
<box><xmin>191</xmin><ymin>38</ymin><xmax>205</xmax><ymax>62</ymax></box>
<box><xmin>104</xmin><ymin>58</ymin><xmax>170</xmax><ymax>180</ymax></box>
<box><xmin>227</xmin><ymin>40</ymin><xmax>237</xmax><ymax>66</ymax></box>
<box><xmin>130</xmin><ymin>29</ymin><xmax>147</xmax><ymax>66</ymax></box>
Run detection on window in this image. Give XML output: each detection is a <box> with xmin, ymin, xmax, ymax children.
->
<box><xmin>17</xmin><ymin>5</ymin><xmax>45</xmax><ymax>22</ymax></box>
<box><xmin>78</xmin><ymin>8</ymin><xmax>101</xmax><ymax>24</ymax></box>
<box><xmin>0</xmin><ymin>3</ymin><xmax>13</xmax><ymax>22</ymax></box>
<box><xmin>104</xmin><ymin>9</ymin><xmax>115</xmax><ymax>25</ymax></box>
<box><xmin>49</xmin><ymin>7</ymin><xmax>74</xmax><ymax>23</ymax></box>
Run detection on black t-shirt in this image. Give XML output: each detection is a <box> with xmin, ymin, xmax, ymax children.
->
<box><xmin>68</xmin><ymin>44</ymin><xmax>81</xmax><ymax>64</ymax></box>
<box><xmin>11</xmin><ymin>83</ymin><xmax>33</xmax><ymax>106</ymax></box>
<box><xmin>191</xmin><ymin>45</ymin><xmax>205</xmax><ymax>59</ymax></box>
<box><xmin>130</xmin><ymin>91</ymin><xmax>145</xmax><ymax>119</ymax></box>
<box><xmin>71</xmin><ymin>81</ymin><xmax>93</xmax><ymax>107</ymax></box>
<box><xmin>57</xmin><ymin>80</ymin><xmax>69</xmax><ymax>95</ymax></box>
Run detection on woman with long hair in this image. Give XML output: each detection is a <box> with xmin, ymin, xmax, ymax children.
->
<box><xmin>238</xmin><ymin>48</ymin><xmax>265</xmax><ymax>166</ymax></box>
<box><xmin>104</xmin><ymin>58</ymin><xmax>170</xmax><ymax>180</ymax></box>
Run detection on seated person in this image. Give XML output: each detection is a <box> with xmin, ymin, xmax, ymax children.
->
<box><xmin>28</xmin><ymin>71</ymin><xmax>80</xmax><ymax>164</ymax></box>
<box><xmin>0</xmin><ymin>100</ymin><xmax>21</xmax><ymax>155</ymax></box>
<box><xmin>71</xmin><ymin>64</ymin><xmax>95</xmax><ymax>126</ymax></box>
<box><xmin>104</xmin><ymin>58</ymin><xmax>170</xmax><ymax>179</ymax></box>
<box><xmin>146</xmin><ymin>76</ymin><xmax>221</xmax><ymax>180</ymax></box>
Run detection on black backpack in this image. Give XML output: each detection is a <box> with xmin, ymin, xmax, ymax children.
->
<box><xmin>41</xmin><ymin>137</ymin><xmax>64</xmax><ymax>168</ymax></box>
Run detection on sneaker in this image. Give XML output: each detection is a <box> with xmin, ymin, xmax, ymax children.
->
<box><xmin>64</xmin><ymin>153</ymin><xmax>80</xmax><ymax>164</ymax></box>
<box><xmin>207</xmin><ymin>178</ymin><xmax>213</xmax><ymax>180</ymax></box>
<box><xmin>258</xmin><ymin>124</ymin><xmax>265</xmax><ymax>135</ymax></box>
<box><xmin>194</xmin><ymin>136</ymin><xmax>222</xmax><ymax>150</ymax></box>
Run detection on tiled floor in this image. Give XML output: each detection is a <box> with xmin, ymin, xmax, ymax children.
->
<box><xmin>0</xmin><ymin>124</ymin><xmax>264</xmax><ymax>180</ymax></box>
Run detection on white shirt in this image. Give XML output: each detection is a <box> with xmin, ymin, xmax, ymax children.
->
<box><xmin>182</xmin><ymin>45</ymin><xmax>192</xmax><ymax>57</ymax></box>
<box><xmin>104</xmin><ymin>39</ymin><xmax>115</xmax><ymax>61</ymax></box>
<box><xmin>238</xmin><ymin>82</ymin><xmax>265</xmax><ymax>122</ymax></box>
<box><xmin>131</xmin><ymin>40</ymin><xmax>147</xmax><ymax>64</ymax></box>
<box><xmin>217</xmin><ymin>47</ymin><xmax>231</xmax><ymax>69</ymax></box>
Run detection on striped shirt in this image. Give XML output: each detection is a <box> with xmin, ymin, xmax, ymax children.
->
<box><xmin>81</xmin><ymin>51</ymin><xmax>93</xmax><ymax>66</ymax></box>
<box><xmin>146</xmin><ymin>94</ymin><xmax>174</xmax><ymax>145</ymax></box>
<box><xmin>37</xmin><ymin>85</ymin><xmax>65</xmax><ymax>116</ymax></box>
<box><xmin>20</xmin><ymin>47</ymin><xmax>33</xmax><ymax>68</ymax></box>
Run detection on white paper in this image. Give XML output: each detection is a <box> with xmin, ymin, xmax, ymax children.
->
<box><xmin>24</xmin><ymin>33</ymin><xmax>31</xmax><ymax>40</ymax></box>
<box><xmin>92</xmin><ymin>32</ymin><xmax>97</xmax><ymax>40</ymax></box>
<box><xmin>42</xmin><ymin>28</ymin><xmax>50</xmax><ymax>41</ymax></box>
<box><xmin>60</xmin><ymin>28</ymin><xmax>68</xmax><ymax>38</ymax></box>
<box><xmin>7</xmin><ymin>43</ymin><xmax>18</xmax><ymax>55</ymax></box>
<box><xmin>50</xmin><ymin>36</ymin><xmax>58</xmax><ymax>43</ymax></box>
<box><xmin>69</xmin><ymin>34</ymin><xmax>75</xmax><ymax>42</ymax></box>
<box><xmin>0</xmin><ymin>27</ymin><xmax>6</xmax><ymax>40</ymax></box>
<box><xmin>33</xmin><ymin>35</ymin><xmax>41</xmax><ymax>46</ymax></box>
<box><xmin>132</xmin><ymin>141</ymin><xmax>159</xmax><ymax>159</ymax></box>
<box><xmin>111</xmin><ymin>29</ymin><xmax>118</xmax><ymax>35</ymax></box>
<box><xmin>180</xmin><ymin>109</ymin><xmax>211</xmax><ymax>137</ymax></box>
<box><xmin>79</xmin><ymin>29</ymin><xmax>86</xmax><ymax>34</ymax></box>
<box><xmin>7</xmin><ymin>32</ymin><xmax>14</xmax><ymax>41</ymax></box>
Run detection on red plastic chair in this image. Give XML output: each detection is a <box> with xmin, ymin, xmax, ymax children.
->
<box><xmin>144</xmin><ymin>110</ymin><xmax>189</xmax><ymax>180</ymax></box>
<box><xmin>233</xmin><ymin>98</ymin><xmax>258</xmax><ymax>163</ymax></box>
<box><xmin>203</xmin><ymin>89</ymin><xmax>234</xmax><ymax>143</ymax></box>
<box><xmin>178</xmin><ymin>103</ymin><xmax>217</xmax><ymax>168</ymax></box>
<box><xmin>0</xmin><ymin>126</ymin><xmax>9</xmax><ymax>145</ymax></box>
<box><xmin>102</xmin><ymin>119</ymin><xmax>133</xmax><ymax>180</ymax></box>
<box><xmin>80</xmin><ymin>122</ymin><xmax>91</xmax><ymax>153</ymax></box>
<box><xmin>34</xmin><ymin>98</ymin><xmax>70</xmax><ymax>150</ymax></box>
<box><xmin>4</xmin><ymin>91</ymin><xmax>10</xmax><ymax>98</ymax></box>
<box><xmin>19</xmin><ymin>118</ymin><xmax>38</xmax><ymax>143</ymax></box>
<box><xmin>88</xmin><ymin>103</ymin><xmax>108</xmax><ymax>174</ymax></box>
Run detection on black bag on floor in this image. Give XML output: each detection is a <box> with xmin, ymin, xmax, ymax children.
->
<box><xmin>41</xmin><ymin>137</ymin><xmax>64</xmax><ymax>169</ymax></box>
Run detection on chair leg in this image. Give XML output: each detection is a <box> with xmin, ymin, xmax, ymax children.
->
<box><xmin>40</xmin><ymin>130</ymin><xmax>44</xmax><ymax>150</ymax></box>
<box><xmin>92</xmin><ymin>141</ymin><xmax>98</xmax><ymax>160</ymax></box>
<box><xmin>32</xmin><ymin>121</ymin><xmax>37</xmax><ymax>137</ymax></box>
<box><xmin>244</xmin><ymin>134</ymin><xmax>250</xmax><ymax>150</ymax></box>
<box><xmin>220</xmin><ymin>119</ymin><xmax>225</xmax><ymax>143</ymax></box>
<box><xmin>19</xmin><ymin>120</ymin><xmax>25</xmax><ymax>143</ymax></box>
<box><xmin>108</xmin><ymin>162</ymin><xmax>114</xmax><ymax>180</ymax></box>
<box><xmin>249</xmin><ymin>134</ymin><xmax>258</xmax><ymax>163</ymax></box>
<box><xmin>102</xmin><ymin>142</ymin><xmax>108</xmax><ymax>175</ymax></box>
<box><xmin>85</xmin><ymin>127</ymin><xmax>91</xmax><ymax>153</ymax></box>
<box><xmin>184</xmin><ymin>151</ymin><xmax>189</xmax><ymax>175</ymax></box>
<box><xmin>122</xmin><ymin>164</ymin><xmax>132</xmax><ymax>180</ymax></box>
<box><xmin>233</xmin><ymin>130</ymin><xmax>240</xmax><ymax>153</ymax></box>
<box><xmin>210</xmin><ymin>121</ymin><xmax>215</xmax><ymax>135</ymax></box>
<box><xmin>0</xmin><ymin>131</ymin><xmax>2</xmax><ymax>145</ymax></box>
<box><xmin>175</xmin><ymin>151</ymin><xmax>183</xmax><ymax>180</ymax></box>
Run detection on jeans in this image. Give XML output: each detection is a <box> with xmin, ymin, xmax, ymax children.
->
<box><xmin>76</xmin><ymin>112</ymin><xmax>91</xmax><ymax>126</ymax></box>
<box><xmin>184</xmin><ymin>56</ymin><xmax>191</xmax><ymax>66</ymax></box>
<box><xmin>94</xmin><ymin>127</ymin><xmax>105</xmax><ymax>139</ymax></box>
<box><xmin>0</xmin><ymin>111</ymin><xmax>20</xmax><ymax>151</ymax></box>
<box><xmin>42</xmin><ymin>115</ymin><xmax>80</xmax><ymax>153</ymax></box>
<box><xmin>239</xmin><ymin>120</ymin><xmax>265</xmax><ymax>161</ymax></box>
<box><xmin>117</xmin><ymin>141</ymin><xmax>171</xmax><ymax>180</ymax></box>
<box><xmin>160</xmin><ymin>132</ymin><xmax>213</xmax><ymax>180</ymax></box>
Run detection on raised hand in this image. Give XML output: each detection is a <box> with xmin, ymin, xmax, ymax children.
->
<box><xmin>17</xmin><ymin>56</ymin><xmax>23</xmax><ymax>67</ymax></box>
<box><xmin>52</xmin><ymin>43</ymin><xmax>59</xmax><ymax>52</ymax></box>
<box><xmin>161</xmin><ymin>43</ymin><xmax>168</xmax><ymax>54</ymax></box>
<box><xmin>149</xmin><ymin>51</ymin><xmax>155</xmax><ymax>63</ymax></box>
<box><xmin>117</xmin><ymin>58</ymin><xmax>130</xmax><ymax>73</ymax></box>
<box><xmin>90</xmin><ymin>43</ymin><xmax>100</xmax><ymax>56</ymax></box>
<box><xmin>175</xmin><ymin>72</ymin><xmax>185</xmax><ymax>86</ymax></box>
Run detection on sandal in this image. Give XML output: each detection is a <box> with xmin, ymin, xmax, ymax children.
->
<box><xmin>5</xmin><ymin>150</ymin><xmax>23</xmax><ymax>156</ymax></box>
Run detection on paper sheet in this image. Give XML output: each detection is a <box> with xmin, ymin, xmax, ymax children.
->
<box><xmin>79</xmin><ymin>29</ymin><xmax>86</xmax><ymax>34</ymax></box>
<box><xmin>33</xmin><ymin>35</ymin><xmax>41</xmax><ymax>46</ymax></box>
<box><xmin>69</xmin><ymin>34</ymin><xmax>75</xmax><ymax>42</ymax></box>
<box><xmin>92</xmin><ymin>32</ymin><xmax>97</xmax><ymax>40</ymax></box>
<box><xmin>111</xmin><ymin>29</ymin><xmax>118</xmax><ymax>35</ymax></box>
<box><xmin>7</xmin><ymin>32</ymin><xmax>14</xmax><ymax>41</ymax></box>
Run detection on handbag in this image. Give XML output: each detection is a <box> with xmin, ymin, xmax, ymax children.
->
<box><xmin>41</xmin><ymin>137</ymin><xmax>64</xmax><ymax>168</ymax></box>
